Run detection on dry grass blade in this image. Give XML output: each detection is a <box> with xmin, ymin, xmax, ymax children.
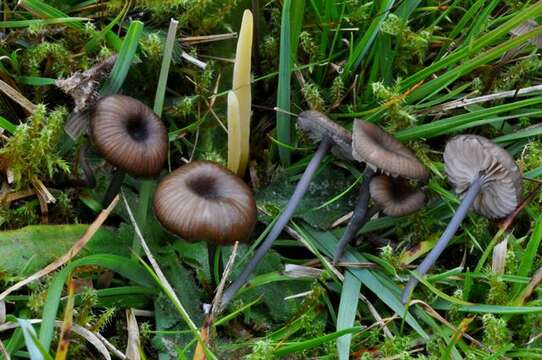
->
<box><xmin>55</xmin><ymin>279</ymin><xmax>76</xmax><ymax>360</ymax></box>
<box><xmin>0</xmin><ymin>79</ymin><xmax>35</xmax><ymax>114</ymax></box>
<box><xmin>409</xmin><ymin>300</ymin><xmax>491</xmax><ymax>351</ymax></box>
<box><xmin>0</xmin><ymin>195</ymin><xmax>119</xmax><ymax>301</ymax></box>
<box><xmin>516</xmin><ymin>267</ymin><xmax>542</xmax><ymax>304</ymax></box>
<box><xmin>213</xmin><ymin>241</ymin><xmax>238</xmax><ymax>316</ymax></box>
<box><xmin>0</xmin><ymin>301</ymin><xmax>5</xmax><ymax>324</ymax></box>
<box><xmin>360</xmin><ymin>294</ymin><xmax>393</xmax><ymax>339</ymax></box>
<box><xmin>125</xmin><ymin>309</ymin><xmax>141</xmax><ymax>360</ymax></box>
<box><xmin>433</xmin><ymin>84</ymin><xmax>542</xmax><ymax>112</ymax></box>
<box><xmin>0</xmin><ymin>319</ymin><xmax>113</xmax><ymax>360</ymax></box>
<box><xmin>194</xmin><ymin>242</ymin><xmax>239</xmax><ymax>360</ymax></box>
<box><xmin>181</xmin><ymin>33</ymin><xmax>237</xmax><ymax>45</ymax></box>
<box><xmin>491</xmin><ymin>237</ymin><xmax>508</xmax><ymax>275</ymax></box>
<box><xmin>95</xmin><ymin>332</ymin><xmax>126</xmax><ymax>359</ymax></box>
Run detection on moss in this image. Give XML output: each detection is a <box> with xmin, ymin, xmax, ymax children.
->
<box><xmin>0</xmin><ymin>105</ymin><xmax>69</xmax><ymax>189</ymax></box>
<box><xmin>22</xmin><ymin>42</ymin><xmax>72</xmax><ymax>77</ymax></box>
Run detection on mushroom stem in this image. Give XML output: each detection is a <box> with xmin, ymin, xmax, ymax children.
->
<box><xmin>221</xmin><ymin>137</ymin><xmax>333</xmax><ymax>308</ymax></box>
<box><xmin>401</xmin><ymin>174</ymin><xmax>483</xmax><ymax>304</ymax></box>
<box><xmin>208</xmin><ymin>243</ymin><xmax>223</xmax><ymax>287</ymax></box>
<box><xmin>102</xmin><ymin>169</ymin><xmax>126</xmax><ymax>208</ymax></box>
<box><xmin>333</xmin><ymin>168</ymin><xmax>375</xmax><ymax>263</ymax></box>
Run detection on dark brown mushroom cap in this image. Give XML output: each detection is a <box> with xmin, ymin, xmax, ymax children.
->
<box><xmin>352</xmin><ymin>120</ymin><xmax>429</xmax><ymax>181</ymax></box>
<box><xmin>369</xmin><ymin>175</ymin><xmax>425</xmax><ymax>216</ymax></box>
<box><xmin>153</xmin><ymin>161</ymin><xmax>257</xmax><ymax>245</ymax></box>
<box><xmin>297</xmin><ymin>110</ymin><xmax>353</xmax><ymax>160</ymax></box>
<box><xmin>444</xmin><ymin>135</ymin><xmax>522</xmax><ymax>219</ymax></box>
<box><xmin>90</xmin><ymin>95</ymin><xmax>168</xmax><ymax>178</ymax></box>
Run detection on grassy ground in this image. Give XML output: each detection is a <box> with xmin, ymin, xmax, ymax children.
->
<box><xmin>1</xmin><ymin>0</ymin><xmax>542</xmax><ymax>359</ymax></box>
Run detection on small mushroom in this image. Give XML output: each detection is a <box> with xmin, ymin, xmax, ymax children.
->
<box><xmin>369</xmin><ymin>175</ymin><xmax>425</xmax><ymax>217</ymax></box>
<box><xmin>90</xmin><ymin>95</ymin><xmax>168</xmax><ymax>206</ymax></box>
<box><xmin>153</xmin><ymin>160</ymin><xmax>257</xmax><ymax>284</ymax></box>
<box><xmin>221</xmin><ymin>110</ymin><xmax>352</xmax><ymax>308</ymax></box>
<box><xmin>401</xmin><ymin>135</ymin><xmax>522</xmax><ymax>304</ymax></box>
<box><xmin>333</xmin><ymin>120</ymin><xmax>428</xmax><ymax>262</ymax></box>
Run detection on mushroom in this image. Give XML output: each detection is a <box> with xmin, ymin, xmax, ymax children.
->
<box><xmin>153</xmin><ymin>160</ymin><xmax>257</xmax><ymax>284</ymax></box>
<box><xmin>401</xmin><ymin>135</ymin><xmax>522</xmax><ymax>304</ymax></box>
<box><xmin>333</xmin><ymin>120</ymin><xmax>429</xmax><ymax>262</ymax></box>
<box><xmin>369</xmin><ymin>175</ymin><xmax>425</xmax><ymax>217</ymax></box>
<box><xmin>220</xmin><ymin>110</ymin><xmax>352</xmax><ymax>307</ymax></box>
<box><xmin>90</xmin><ymin>95</ymin><xmax>168</xmax><ymax>206</ymax></box>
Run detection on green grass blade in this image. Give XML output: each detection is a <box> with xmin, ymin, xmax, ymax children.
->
<box><xmin>277</xmin><ymin>0</ymin><xmax>293</xmax><ymax>166</ymax></box>
<box><xmin>396</xmin><ymin>97</ymin><xmax>542</xmax><ymax>141</ymax></box>
<box><xmin>0</xmin><ymin>115</ymin><xmax>17</xmax><ymax>134</ymax></box>
<box><xmin>342</xmin><ymin>0</ymin><xmax>395</xmax><ymax>79</ymax></box>
<box><xmin>154</xmin><ymin>19</ymin><xmax>178</xmax><ymax>116</ymax></box>
<box><xmin>336</xmin><ymin>272</ymin><xmax>361</xmax><ymax>360</ymax></box>
<box><xmin>274</xmin><ymin>326</ymin><xmax>364</xmax><ymax>356</ymax></box>
<box><xmin>17</xmin><ymin>0</ymin><xmax>84</xmax><ymax>30</ymax></box>
<box><xmin>0</xmin><ymin>17</ymin><xmax>88</xmax><ymax>28</ymax></box>
<box><xmin>301</xmin><ymin>225</ymin><xmax>429</xmax><ymax>339</ymax></box>
<box><xmin>400</xmin><ymin>1</ymin><xmax>542</xmax><ymax>91</ymax></box>
<box><xmin>511</xmin><ymin>214</ymin><xmax>542</xmax><ymax>297</ymax></box>
<box><xmin>100</xmin><ymin>20</ymin><xmax>144</xmax><ymax>96</ymax></box>
<box><xmin>84</xmin><ymin>2</ymin><xmax>128</xmax><ymax>53</ymax></box>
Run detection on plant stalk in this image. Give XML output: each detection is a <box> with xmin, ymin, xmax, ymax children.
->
<box><xmin>221</xmin><ymin>137</ymin><xmax>333</xmax><ymax>307</ymax></box>
<box><xmin>401</xmin><ymin>174</ymin><xmax>483</xmax><ymax>304</ymax></box>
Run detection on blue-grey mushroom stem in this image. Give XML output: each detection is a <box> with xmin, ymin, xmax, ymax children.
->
<box><xmin>333</xmin><ymin>168</ymin><xmax>375</xmax><ymax>263</ymax></box>
<box><xmin>221</xmin><ymin>137</ymin><xmax>333</xmax><ymax>308</ymax></box>
<box><xmin>102</xmin><ymin>169</ymin><xmax>126</xmax><ymax>208</ymax></box>
<box><xmin>401</xmin><ymin>174</ymin><xmax>483</xmax><ymax>304</ymax></box>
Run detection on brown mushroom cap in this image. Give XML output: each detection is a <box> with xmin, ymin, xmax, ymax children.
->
<box><xmin>153</xmin><ymin>161</ymin><xmax>257</xmax><ymax>245</ymax></box>
<box><xmin>369</xmin><ymin>175</ymin><xmax>425</xmax><ymax>216</ymax></box>
<box><xmin>297</xmin><ymin>110</ymin><xmax>353</xmax><ymax>160</ymax></box>
<box><xmin>90</xmin><ymin>95</ymin><xmax>168</xmax><ymax>178</ymax></box>
<box><xmin>444</xmin><ymin>135</ymin><xmax>522</xmax><ymax>219</ymax></box>
<box><xmin>352</xmin><ymin>120</ymin><xmax>429</xmax><ymax>181</ymax></box>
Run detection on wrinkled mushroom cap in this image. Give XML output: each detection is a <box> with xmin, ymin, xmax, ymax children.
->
<box><xmin>153</xmin><ymin>161</ymin><xmax>257</xmax><ymax>245</ymax></box>
<box><xmin>297</xmin><ymin>110</ymin><xmax>353</xmax><ymax>160</ymax></box>
<box><xmin>444</xmin><ymin>135</ymin><xmax>522</xmax><ymax>219</ymax></box>
<box><xmin>90</xmin><ymin>95</ymin><xmax>168</xmax><ymax>178</ymax></box>
<box><xmin>352</xmin><ymin>120</ymin><xmax>429</xmax><ymax>181</ymax></box>
<box><xmin>370</xmin><ymin>175</ymin><xmax>425</xmax><ymax>216</ymax></box>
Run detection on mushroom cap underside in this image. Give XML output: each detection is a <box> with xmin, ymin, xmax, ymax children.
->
<box><xmin>352</xmin><ymin>120</ymin><xmax>429</xmax><ymax>181</ymax></box>
<box><xmin>153</xmin><ymin>160</ymin><xmax>257</xmax><ymax>245</ymax></box>
<box><xmin>444</xmin><ymin>135</ymin><xmax>522</xmax><ymax>219</ymax></box>
<box><xmin>370</xmin><ymin>175</ymin><xmax>425</xmax><ymax>216</ymax></box>
<box><xmin>297</xmin><ymin>110</ymin><xmax>353</xmax><ymax>160</ymax></box>
<box><xmin>90</xmin><ymin>95</ymin><xmax>168</xmax><ymax>178</ymax></box>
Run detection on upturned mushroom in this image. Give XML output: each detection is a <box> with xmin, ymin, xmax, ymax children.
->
<box><xmin>333</xmin><ymin>120</ymin><xmax>428</xmax><ymax>262</ymax></box>
<box><xmin>369</xmin><ymin>175</ymin><xmax>426</xmax><ymax>217</ymax></box>
<box><xmin>90</xmin><ymin>95</ymin><xmax>168</xmax><ymax>206</ymax></box>
<box><xmin>401</xmin><ymin>135</ymin><xmax>522</xmax><ymax>304</ymax></box>
<box><xmin>153</xmin><ymin>160</ymin><xmax>257</xmax><ymax>284</ymax></box>
<box><xmin>220</xmin><ymin>110</ymin><xmax>352</xmax><ymax>307</ymax></box>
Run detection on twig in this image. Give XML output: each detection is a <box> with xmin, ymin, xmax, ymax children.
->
<box><xmin>0</xmin><ymin>195</ymin><xmax>119</xmax><ymax>301</ymax></box>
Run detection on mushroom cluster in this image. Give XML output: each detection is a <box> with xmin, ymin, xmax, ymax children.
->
<box><xmin>333</xmin><ymin>119</ymin><xmax>428</xmax><ymax>262</ymax></box>
<box><xmin>220</xmin><ymin>110</ymin><xmax>354</xmax><ymax>307</ymax></box>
